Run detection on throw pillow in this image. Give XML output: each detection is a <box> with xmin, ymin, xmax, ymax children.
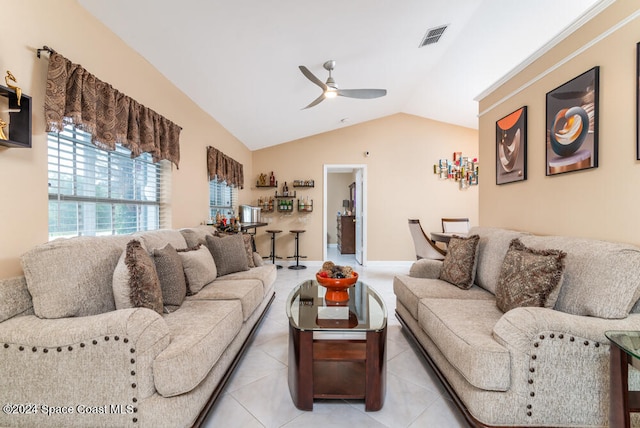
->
<box><xmin>177</xmin><ymin>245</ymin><xmax>217</xmax><ymax>294</ymax></box>
<box><xmin>495</xmin><ymin>238</ymin><xmax>566</xmax><ymax>313</ymax></box>
<box><xmin>439</xmin><ymin>234</ymin><xmax>480</xmax><ymax>289</ymax></box>
<box><xmin>205</xmin><ymin>234</ymin><xmax>250</xmax><ymax>277</ymax></box>
<box><xmin>242</xmin><ymin>234</ymin><xmax>256</xmax><ymax>268</ymax></box>
<box><xmin>153</xmin><ymin>244</ymin><xmax>187</xmax><ymax>310</ymax></box>
<box><xmin>112</xmin><ymin>239</ymin><xmax>163</xmax><ymax>314</ymax></box>
<box><xmin>253</xmin><ymin>252</ymin><xmax>264</xmax><ymax>267</ymax></box>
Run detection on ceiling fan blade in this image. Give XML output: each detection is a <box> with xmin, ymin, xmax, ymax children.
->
<box><xmin>337</xmin><ymin>88</ymin><xmax>387</xmax><ymax>99</ymax></box>
<box><xmin>299</xmin><ymin>66</ymin><xmax>327</xmax><ymax>91</ymax></box>
<box><xmin>302</xmin><ymin>93</ymin><xmax>326</xmax><ymax>109</ymax></box>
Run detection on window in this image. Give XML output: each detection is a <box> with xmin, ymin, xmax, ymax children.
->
<box><xmin>209</xmin><ymin>179</ymin><xmax>237</xmax><ymax>221</ymax></box>
<box><xmin>48</xmin><ymin>125</ymin><xmax>164</xmax><ymax>239</ymax></box>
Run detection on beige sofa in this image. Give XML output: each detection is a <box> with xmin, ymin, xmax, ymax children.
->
<box><xmin>394</xmin><ymin>227</ymin><xmax>640</xmax><ymax>427</ymax></box>
<box><xmin>0</xmin><ymin>226</ymin><xmax>276</xmax><ymax>428</ymax></box>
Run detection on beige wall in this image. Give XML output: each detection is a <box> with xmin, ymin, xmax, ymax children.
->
<box><xmin>0</xmin><ymin>0</ymin><xmax>253</xmax><ymax>278</ymax></box>
<box><xmin>251</xmin><ymin>113</ymin><xmax>478</xmax><ymax>262</ymax></box>
<box><xmin>0</xmin><ymin>1</ymin><xmax>479</xmax><ymax>277</ymax></box>
<box><xmin>477</xmin><ymin>1</ymin><xmax>640</xmax><ymax>245</ymax></box>
<box><xmin>326</xmin><ymin>173</ymin><xmax>354</xmax><ymax>244</ymax></box>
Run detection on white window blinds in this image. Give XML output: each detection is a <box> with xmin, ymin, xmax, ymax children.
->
<box><xmin>48</xmin><ymin>125</ymin><xmax>164</xmax><ymax>239</ymax></box>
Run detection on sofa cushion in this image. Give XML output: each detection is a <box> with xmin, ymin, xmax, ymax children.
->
<box><xmin>22</xmin><ymin>235</ymin><xmax>130</xmax><ymax>318</ymax></box>
<box><xmin>0</xmin><ymin>276</ymin><xmax>33</xmax><ymax>323</ymax></box>
<box><xmin>133</xmin><ymin>229</ymin><xmax>187</xmax><ymax>252</ymax></box>
<box><xmin>253</xmin><ymin>252</ymin><xmax>264</xmax><ymax>267</ymax></box>
<box><xmin>112</xmin><ymin>240</ymin><xmax>163</xmax><ymax>314</ymax></box>
<box><xmin>187</xmin><ymin>279</ymin><xmax>264</xmax><ymax>321</ymax></box>
<box><xmin>177</xmin><ymin>245</ymin><xmax>217</xmax><ymax>294</ymax></box>
<box><xmin>153</xmin><ymin>244</ymin><xmax>187</xmax><ymax>310</ymax></box>
<box><xmin>418</xmin><ymin>298</ymin><xmax>510</xmax><ymax>391</ymax></box>
<box><xmin>495</xmin><ymin>239</ymin><xmax>566</xmax><ymax>313</ymax></box>
<box><xmin>520</xmin><ymin>234</ymin><xmax>640</xmax><ymax>319</ymax></box>
<box><xmin>154</xmin><ymin>299</ymin><xmax>243</xmax><ymax>397</ymax></box>
<box><xmin>206</xmin><ymin>234</ymin><xmax>249</xmax><ymax>276</ymax></box>
<box><xmin>471</xmin><ymin>227</ymin><xmax>529</xmax><ymax>295</ymax></box>
<box><xmin>218</xmin><ymin>264</ymin><xmax>277</xmax><ymax>297</ymax></box>
<box><xmin>180</xmin><ymin>226</ymin><xmax>216</xmax><ymax>247</ymax></box>
<box><xmin>393</xmin><ymin>275</ymin><xmax>494</xmax><ymax>320</ymax></box>
<box><xmin>439</xmin><ymin>234</ymin><xmax>480</xmax><ymax>289</ymax></box>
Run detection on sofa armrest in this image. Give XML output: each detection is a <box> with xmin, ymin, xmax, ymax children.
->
<box><xmin>493</xmin><ymin>307</ymin><xmax>640</xmax><ymax>349</ymax></box>
<box><xmin>0</xmin><ymin>308</ymin><xmax>170</xmax><ymax>423</ymax></box>
<box><xmin>492</xmin><ymin>307</ymin><xmax>640</xmax><ymax>425</ymax></box>
<box><xmin>409</xmin><ymin>259</ymin><xmax>443</xmax><ymax>279</ymax></box>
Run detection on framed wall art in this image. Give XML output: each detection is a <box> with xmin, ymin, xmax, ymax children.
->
<box><xmin>496</xmin><ymin>106</ymin><xmax>527</xmax><ymax>185</ymax></box>
<box><xmin>545</xmin><ymin>66</ymin><xmax>599</xmax><ymax>176</ymax></box>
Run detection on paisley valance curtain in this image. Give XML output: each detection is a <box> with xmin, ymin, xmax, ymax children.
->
<box><xmin>207</xmin><ymin>146</ymin><xmax>244</xmax><ymax>189</ymax></box>
<box><xmin>44</xmin><ymin>52</ymin><xmax>182</xmax><ymax>167</ymax></box>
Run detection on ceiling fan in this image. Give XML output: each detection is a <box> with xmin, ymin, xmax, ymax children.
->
<box><xmin>298</xmin><ymin>60</ymin><xmax>387</xmax><ymax>109</ymax></box>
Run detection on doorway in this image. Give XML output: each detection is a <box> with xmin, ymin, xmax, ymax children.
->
<box><xmin>323</xmin><ymin>165</ymin><xmax>367</xmax><ymax>266</ymax></box>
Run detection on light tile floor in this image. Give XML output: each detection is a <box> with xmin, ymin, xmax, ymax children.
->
<box><xmin>203</xmin><ymin>248</ymin><xmax>467</xmax><ymax>428</ymax></box>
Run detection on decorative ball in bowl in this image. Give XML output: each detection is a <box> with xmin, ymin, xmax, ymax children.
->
<box><xmin>315</xmin><ymin>271</ymin><xmax>358</xmax><ymax>288</ymax></box>
<box><xmin>316</xmin><ymin>261</ymin><xmax>358</xmax><ymax>302</ymax></box>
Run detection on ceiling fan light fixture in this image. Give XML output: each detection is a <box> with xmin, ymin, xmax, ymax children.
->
<box><xmin>324</xmin><ymin>87</ymin><xmax>338</xmax><ymax>98</ymax></box>
<box><xmin>299</xmin><ymin>60</ymin><xmax>386</xmax><ymax>108</ymax></box>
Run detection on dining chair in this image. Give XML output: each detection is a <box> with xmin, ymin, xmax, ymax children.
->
<box><xmin>408</xmin><ymin>219</ymin><xmax>446</xmax><ymax>260</ymax></box>
<box><xmin>441</xmin><ymin>217</ymin><xmax>470</xmax><ymax>234</ymax></box>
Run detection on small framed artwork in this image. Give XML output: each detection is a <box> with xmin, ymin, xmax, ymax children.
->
<box><xmin>496</xmin><ymin>106</ymin><xmax>527</xmax><ymax>185</ymax></box>
<box><xmin>546</xmin><ymin>66</ymin><xmax>599</xmax><ymax>175</ymax></box>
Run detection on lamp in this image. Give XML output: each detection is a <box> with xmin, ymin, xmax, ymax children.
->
<box><xmin>342</xmin><ymin>199</ymin><xmax>350</xmax><ymax>215</ymax></box>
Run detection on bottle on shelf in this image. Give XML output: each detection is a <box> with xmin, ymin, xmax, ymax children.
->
<box><xmin>269</xmin><ymin>171</ymin><xmax>276</xmax><ymax>187</ymax></box>
<box><xmin>283</xmin><ymin>181</ymin><xmax>289</xmax><ymax>197</ymax></box>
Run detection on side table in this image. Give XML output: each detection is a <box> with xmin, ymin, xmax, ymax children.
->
<box><xmin>605</xmin><ymin>331</ymin><xmax>640</xmax><ymax>428</ymax></box>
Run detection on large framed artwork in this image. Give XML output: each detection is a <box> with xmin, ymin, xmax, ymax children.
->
<box><xmin>496</xmin><ymin>106</ymin><xmax>527</xmax><ymax>185</ymax></box>
<box><xmin>545</xmin><ymin>66</ymin><xmax>599</xmax><ymax>176</ymax></box>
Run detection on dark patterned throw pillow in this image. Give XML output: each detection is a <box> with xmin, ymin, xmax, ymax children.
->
<box><xmin>241</xmin><ymin>234</ymin><xmax>256</xmax><ymax>268</ymax></box>
<box><xmin>439</xmin><ymin>234</ymin><xmax>480</xmax><ymax>289</ymax></box>
<box><xmin>124</xmin><ymin>239</ymin><xmax>163</xmax><ymax>314</ymax></box>
<box><xmin>495</xmin><ymin>239</ymin><xmax>566</xmax><ymax>313</ymax></box>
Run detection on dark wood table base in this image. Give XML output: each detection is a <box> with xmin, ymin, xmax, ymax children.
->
<box><xmin>609</xmin><ymin>344</ymin><xmax>640</xmax><ymax>427</ymax></box>
<box><xmin>288</xmin><ymin>325</ymin><xmax>386</xmax><ymax>411</ymax></box>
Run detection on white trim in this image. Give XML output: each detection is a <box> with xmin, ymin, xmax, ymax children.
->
<box><xmin>280</xmin><ymin>260</ymin><xmax>413</xmax><ymax>267</ymax></box>
<box><xmin>477</xmin><ymin>3</ymin><xmax>640</xmax><ymax>118</ymax></box>
<box><xmin>475</xmin><ymin>0</ymin><xmax>614</xmax><ymax>102</ymax></box>
<box><xmin>323</xmin><ymin>164</ymin><xmax>368</xmax><ymax>266</ymax></box>
<box><xmin>364</xmin><ymin>260</ymin><xmax>414</xmax><ymax>268</ymax></box>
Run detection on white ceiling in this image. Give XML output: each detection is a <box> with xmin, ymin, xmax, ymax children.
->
<box><xmin>78</xmin><ymin>0</ymin><xmax>604</xmax><ymax>151</ymax></box>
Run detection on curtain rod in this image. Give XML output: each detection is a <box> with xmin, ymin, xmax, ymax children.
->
<box><xmin>37</xmin><ymin>46</ymin><xmax>56</xmax><ymax>58</ymax></box>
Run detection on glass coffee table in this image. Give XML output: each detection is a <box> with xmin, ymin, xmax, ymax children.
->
<box><xmin>286</xmin><ymin>278</ymin><xmax>387</xmax><ymax>411</ymax></box>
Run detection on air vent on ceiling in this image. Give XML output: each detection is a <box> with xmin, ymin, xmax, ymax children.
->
<box><xmin>419</xmin><ymin>25</ymin><xmax>448</xmax><ymax>47</ymax></box>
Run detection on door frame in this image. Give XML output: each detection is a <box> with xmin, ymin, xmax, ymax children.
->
<box><xmin>323</xmin><ymin>164</ymin><xmax>367</xmax><ymax>265</ymax></box>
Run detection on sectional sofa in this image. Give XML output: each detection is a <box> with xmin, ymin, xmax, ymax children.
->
<box><xmin>0</xmin><ymin>226</ymin><xmax>276</xmax><ymax>428</ymax></box>
<box><xmin>394</xmin><ymin>227</ymin><xmax>640</xmax><ymax>427</ymax></box>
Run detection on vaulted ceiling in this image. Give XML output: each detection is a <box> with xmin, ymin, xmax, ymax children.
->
<box><xmin>78</xmin><ymin>0</ymin><xmax>604</xmax><ymax>150</ymax></box>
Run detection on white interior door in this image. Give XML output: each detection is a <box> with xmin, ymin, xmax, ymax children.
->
<box><xmin>355</xmin><ymin>169</ymin><xmax>363</xmax><ymax>265</ymax></box>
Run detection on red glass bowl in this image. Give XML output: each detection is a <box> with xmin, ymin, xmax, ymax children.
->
<box><xmin>316</xmin><ymin>272</ymin><xmax>358</xmax><ymax>302</ymax></box>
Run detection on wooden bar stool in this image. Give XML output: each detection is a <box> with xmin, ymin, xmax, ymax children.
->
<box><xmin>287</xmin><ymin>229</ymin><xmax>307</xmax><ymax>270</ymax></box>
<box><xmin>263</xmin><ymin>229</ymin><xmax>283</xmax><ymax>269</ymax></box>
